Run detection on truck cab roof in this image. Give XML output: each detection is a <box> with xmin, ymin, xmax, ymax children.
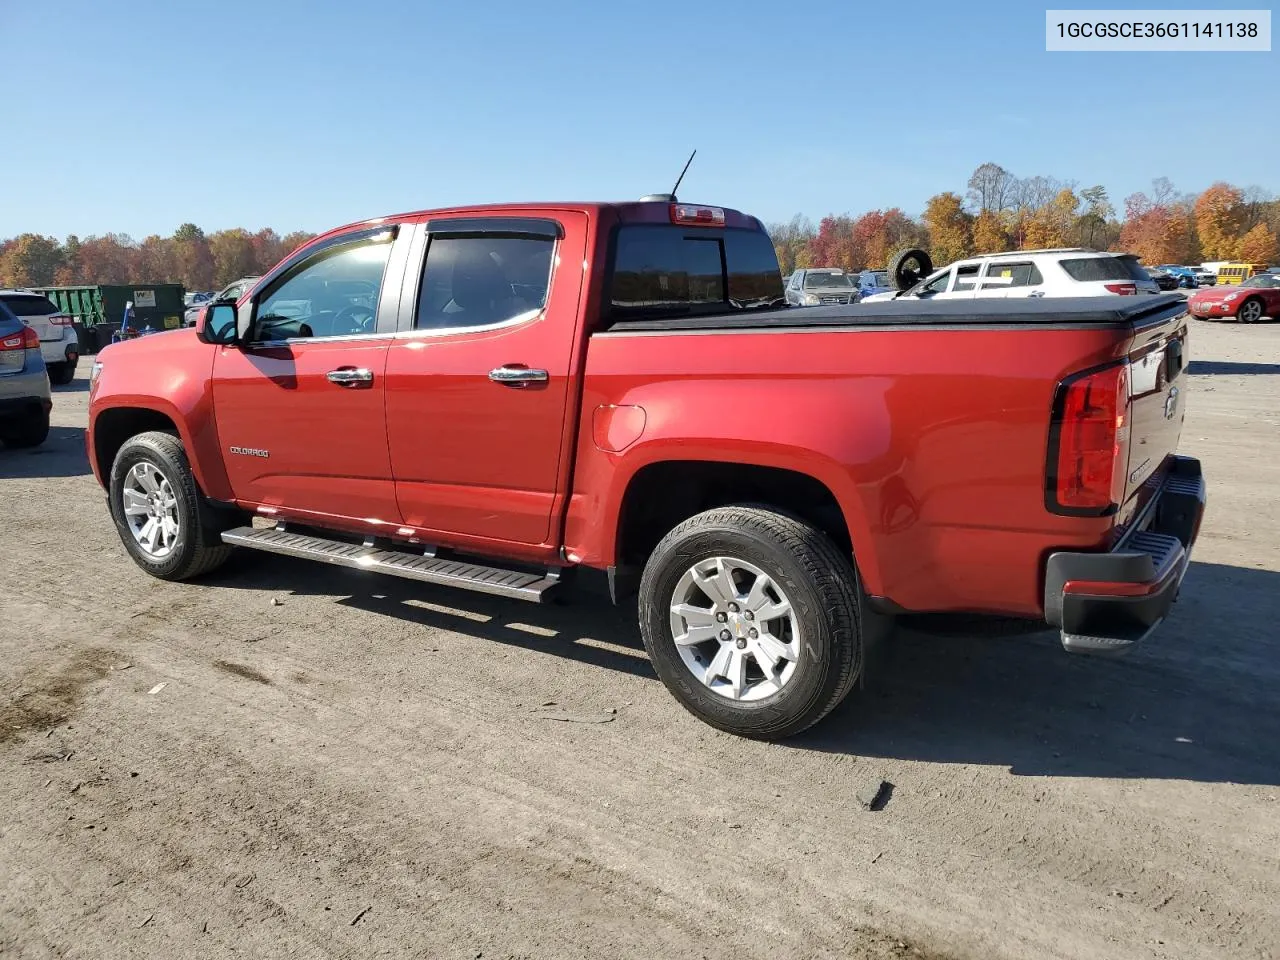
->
<box><xmin>321</xmin><ymin>200</ymin><xmax>764</xmax><ymax>244</ymax></box>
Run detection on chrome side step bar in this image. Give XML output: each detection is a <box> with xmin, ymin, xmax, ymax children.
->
<box><xmin>220</xmin><ymin>526</ymin><xmax>562</xmax><ymax>603</ymax></box>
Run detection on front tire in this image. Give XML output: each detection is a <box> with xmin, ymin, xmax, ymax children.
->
<box><xmin>108</xmin><ymin>431</ymin><xmax>234</xmax><ymax>580</ymax></box>
<box><xmin>638</xmin><ymin>506</ymin><xmax>862</xmax><ymax>740</ymax></box>
<box><xmin>1237</xmin><ymin>297</ymin><xmax>1265</xmax><ymax>323</ymax></box>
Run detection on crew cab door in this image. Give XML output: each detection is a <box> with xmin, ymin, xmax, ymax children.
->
<box><xmin>384</xmin><ymin>213</ymin><xmax>588</xmax><ymax>551</ymax></box>
<box><xmin>913</xmin><ymin>263</ymin><xmax>979</xmax><ymax>300</ymax></box>
<box><xmin>210</xmin><ymin>226</ymin><xmax>411</xmax><ymax>525</ymax></box>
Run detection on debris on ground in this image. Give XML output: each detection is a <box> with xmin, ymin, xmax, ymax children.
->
<box><xmin>270</xmin><ymin>598</ymin><xmax>284</xmax><ymax>607</ymax></box>
<box><xmin>350</xmin><ymin>906</ymin><xmax>372</xmax><ymax>926</ymax></box>
<box><xmin>147</xmin><ymin>683</ymin><xmax>166</xmax><ymax>695</ymax></box>
<box><xmin>857</xmin><ymin>778</ymin><xmax>891</xmax><ymax>811</ymax></box>
<box><xmin>534</xmin><ymin>711</ymin><xmax>615</xmax><ymax>724</ymax></box>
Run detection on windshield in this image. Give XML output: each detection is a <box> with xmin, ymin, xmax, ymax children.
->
<box><xmin>1242</xmin><ymin>275</ymin><xmax>1279</xmax><ymax>288</ymax></box>
<box><xmin>804</xmin><ymin>271</ymin><xmax>853</xmax><ymax>288</ymax></box>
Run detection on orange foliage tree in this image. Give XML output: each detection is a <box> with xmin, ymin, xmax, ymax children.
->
<box><xmin>1194</xmin><ymin>183</ymin><xmax>1247</xmax><ymax>260</ymax></box>
<box><xmin>923</xmin><ymin>193</ymin><xmax>972</xmax><ymax>265</ymax></box>
<box><xmin>1238</xmin><ymin>223</ymin><xmax>1278</xmax><ymax>264</ymax></box>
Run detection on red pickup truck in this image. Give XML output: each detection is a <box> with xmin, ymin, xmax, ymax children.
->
<box><xmin>87</xmin><ymin>198</ymin><xmax>1205</xmax><ymax>739</ymax></box>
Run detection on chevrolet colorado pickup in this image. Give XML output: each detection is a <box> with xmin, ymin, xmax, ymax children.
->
<box><xmin>87</xmin><ymin>198</ymin><xmax>1206</xmax><ymax>739</ymax></box>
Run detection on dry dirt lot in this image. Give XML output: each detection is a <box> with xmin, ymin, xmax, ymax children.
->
<box><xmin>2</xmin><ymin>319</ymin><xmax>1278</xmax><ymax>960</ymax></box>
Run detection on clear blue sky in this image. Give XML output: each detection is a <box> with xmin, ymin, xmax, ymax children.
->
<box><xmin>3</xmin><ymin>0</ymin><xmax>1276</xmax><ymax>239</ymax></box>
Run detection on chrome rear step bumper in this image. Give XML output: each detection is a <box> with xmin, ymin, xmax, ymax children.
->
<box><xmin>1043</xmin><ymin>456</ymin><xmax>1205</xmax><ymax>656</ymax></box>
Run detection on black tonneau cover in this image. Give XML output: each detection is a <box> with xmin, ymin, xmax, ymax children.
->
<box><xmin>602</xmin><ymin>293</ymin><xmax>1187</xmax><ymax>333</ymax></box>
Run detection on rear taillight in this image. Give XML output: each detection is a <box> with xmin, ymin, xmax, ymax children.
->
<box><xmin>49</xmin><ymin>313</ymin><xmax>73</xmax><ymax>326</ymax></box>
<box><xmin>1048</xmin><ymin>363</ymin><xmax>1130</xmax><ymax>514</ymax></box>
<box><xmin>1104</xmin><ymin>283</ymin><xmax>1137</xmax><ymax>295</ymax></box>
<box><xmin>1</xmin><ymin>327</ymin><xmax>40</xmax><ymax>350</ymax></box>
<box><xmin>670</xmin><ymin>203</ymin><xmax>725</xmax><ymax>226</ymax></box>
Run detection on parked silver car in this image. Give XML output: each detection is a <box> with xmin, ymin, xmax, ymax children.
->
<box><xmin>0</xmin><ymin>299</ymin><xmax>52</xmax><ymax>448</ymax></box>
<box><xmin>183</xmin><ymin>276</ymin><xmax>261</xmax><ymax>326</ymax></box>
<box><xmin>784</xmin><ymin>268</ymin><xmax>861</xmax><ymax>306</ymax></box>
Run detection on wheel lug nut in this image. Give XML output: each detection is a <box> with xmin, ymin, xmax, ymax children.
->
<box><xmin>728</xmin><ymin>603</ymin><xmax>739</xmax><ymax>613</ymax></box>
<box><xmin>716</xmin><ymin>612</ymin><xmax>727</xmax><ymax>622</ymax></box>
<box><xmin>744</xmin><ymin>611</ymin><xmax>754</xmax><ymax>621</ymax></box>
<box><xmin>748</xmin><ymin>628</ymin><xmax>758</xmax><ymax>639</ymax></box>
<box><xmin>735</xmin><ymin>639</ymin><xmax>747</xmax><ymax>649</ymax></box>
<box><xmin>719</xmin><ymin>630</ymin><xmax>732</xmax><ymax>642</ymax></box>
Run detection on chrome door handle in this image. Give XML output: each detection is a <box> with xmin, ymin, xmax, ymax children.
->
<box><xmin>1027</xmin><ymin>290</ymin><xmax>1046</xmax><ymax>298</ymax></box>
<box><xmin>488</xmin><ymin>366</ymin><xmax>549</xmax><ymax>386</ymax></box>
<box><xmin>326</xmin><ymin>367</ymin><xmax>373</xmax><ymax>385</ymax></box>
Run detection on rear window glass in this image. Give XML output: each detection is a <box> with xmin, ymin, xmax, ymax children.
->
<box><xmin>0</xmin><ymin>295</ymin><xmax>59</xmax><ymax>317</ymax></box>
<box><xmin>1059</xmin><ymin>257</ymin><xmax>1132</xmax><ymax>282</ymax></box>
<box><xmin>607</xmin><ymin>226</ymin><xmax>783</xmax><ymax>321</ymax></box>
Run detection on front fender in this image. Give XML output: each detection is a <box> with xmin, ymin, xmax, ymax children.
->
<box><xmin>88</xmin><ymin>334</ymin><xmax>230</xmax><ymax>500</ymax></box>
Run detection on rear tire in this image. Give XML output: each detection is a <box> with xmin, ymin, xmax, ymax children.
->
<box><xmin>638</xmin><ymin>506</ymin><xmax>862</xmax><ymax>740</ymax></box>
<box><xmin>48</xmin><ymin>360</ymin><xmax>77</xmax><ymax>386</ymax></box>
<box><xmin>1237</xmin><ymin>297</ymin><xmax>1265</xmax><ymax>323</ymax></box>
<box><xmin>1</xmin><ymin>408</ymin><xmax>50</xmax><ymax>448</ymax></box>
<box><xmin>108</xmin><ymin>431</ymin><xmax>234</xmax><ymax>581</ymax></box>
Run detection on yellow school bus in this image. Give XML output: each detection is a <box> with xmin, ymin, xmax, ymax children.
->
<box><xmin>1216</xmin><ymin>263</ymin><xmax>1268</xmax><ymax>285</ymax></box>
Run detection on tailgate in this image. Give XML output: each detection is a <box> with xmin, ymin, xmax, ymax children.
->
<box><xmin>1121</xmin><ymin>312</ymin><xmax>1188</xmax><ymax>504</ymax></box>
<box><xmin>0</xmin><ymin>294</ymin><xmax>62</xmax><ymax>342</ymax></box>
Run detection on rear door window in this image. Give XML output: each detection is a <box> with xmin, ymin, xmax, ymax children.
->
<box><xmin>1059</xmin><ymin>257</ymin><xmax>1132</xmax><ymax>282</ymax></box>
<box><xmin>607</xmin><ymin>225</ymin><xmax>783</xmax><ymax>322</ymax></box>
<box><xmin>980</xmin><ymin>262</ymin><xmax>1044</xmax><ymax>289</ymax></box>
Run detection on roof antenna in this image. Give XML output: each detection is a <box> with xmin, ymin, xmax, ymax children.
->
<box><xmin>639</xmin><ymin>150</ymin><xmax>697</xmax><ymax>203</ymax></box>
<box><xmin>670</xmin><ymin>149</ymin><xmax>696</xmax><ymax>200</ymax></box>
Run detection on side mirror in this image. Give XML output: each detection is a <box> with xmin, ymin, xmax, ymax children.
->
<box><xmin>197</xmin><ymin>301</ymin><xmax>239</xmax><ymax>345</ymax></box>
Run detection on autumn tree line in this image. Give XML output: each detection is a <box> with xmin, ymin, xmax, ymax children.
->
<box><xmin>769</xmin><ymin>162</ymin><xmax>1280</xmax><ymax>276</ymax></box>
<box><xmin>3</xmin><ymin>165</ymin><xmax>1278</xmax><ymax>290</ymax></box>
<box><xmin>0</xmin><ymin>224</ymin><xmax>318</xmax><ymax>291</ymax></box>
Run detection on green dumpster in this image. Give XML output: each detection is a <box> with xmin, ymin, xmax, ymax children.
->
<box><xmin>32</xmin><ymin>284</ymin><xmax>186</xmax><ymax>352</ymax></box>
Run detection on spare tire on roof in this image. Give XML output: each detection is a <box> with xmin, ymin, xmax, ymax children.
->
<box><xmin>889</xmin><ymin>248</ymin><xmax>934</xmax><ymax>290</ymax></box>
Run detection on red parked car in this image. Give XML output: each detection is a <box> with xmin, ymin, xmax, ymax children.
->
<box><xmin>1187</xmin><ymin>274</ymin><xmax>1280</xmax><ymax>323</ymax></box>
<box><xmin>85</xmin><ymin>197</ymin><xmax>1205</xmax><ymax>740</ymax></box>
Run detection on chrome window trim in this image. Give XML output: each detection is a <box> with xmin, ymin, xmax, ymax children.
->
<box><xmin>399</xmin><ymin>307</ymin><xmax>545</xmax><ymax>340</ymax></box>
<box><xmin>242</xmin><ymin>307</ymin><xmax>546</xmax><ymax>348</ymax></box>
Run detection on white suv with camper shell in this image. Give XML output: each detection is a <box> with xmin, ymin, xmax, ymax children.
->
<box><xmin>862</xmin><ymin>249</ymin><xmax>1161</xmax><ymax>302</ymax></box>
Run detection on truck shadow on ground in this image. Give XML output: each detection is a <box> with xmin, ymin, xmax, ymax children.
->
<box><xmin>805</xmin><ymin>560</ymin><xmax>1280</xmax><ymax>785</ymax></box>
<box><xmin>1187</xmin><ymin>359</ymin><xmax>1280</xmax><ymax>376</ymax></box>
<box><xmin>0</xmin><ymin>427</ymin><xmax>91</xmax><ymax>478</ymax></box>
<box><xmin>210</xmin><ymin>555</ymin><xmax>1279</xmax><ymax>786</ymax></box>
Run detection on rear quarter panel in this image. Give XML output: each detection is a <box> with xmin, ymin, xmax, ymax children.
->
<box><xmin>568</xmin><ymin>323</ymin><xmax>1137</xmax><ymax>617</ymax></box>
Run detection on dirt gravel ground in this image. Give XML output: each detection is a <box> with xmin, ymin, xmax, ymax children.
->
<box><xmin>2</xmin><ymin>319</ymin><xmax>1278</xmax><ymax>960</ymax></box>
